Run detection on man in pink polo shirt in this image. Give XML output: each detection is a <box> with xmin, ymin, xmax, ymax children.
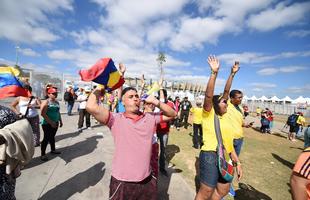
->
<box><xmin>86</xmin><ymin>86</ymin><xmax>176</xmax><ymax>200</ymax></box>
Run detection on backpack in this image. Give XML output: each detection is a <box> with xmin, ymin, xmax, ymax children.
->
<box><xmin>287</xmin><ymin>114</ymin><xmax>298</xmax><ymax>126</ymax></box>
<box><xmin>64</xmin><ymin>91</ymin><xmax>71</xmax><ymax>101</ymax></box>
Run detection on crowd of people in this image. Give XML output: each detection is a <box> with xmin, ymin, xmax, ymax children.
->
<box><xmin>0</xmin><ymin>56</ymin><xmax>309</xmax><ymax>200</ymax></box>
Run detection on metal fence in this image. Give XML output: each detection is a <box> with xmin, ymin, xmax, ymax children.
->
<box><xmin>245</xmin><ymin>101</ymin><xmax>310</xmax><ymax>117</ymax></box>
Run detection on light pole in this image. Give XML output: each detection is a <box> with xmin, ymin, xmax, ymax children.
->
<box><xmin>15</xmin><ymin>46</ymin><xmax>20</xmax><ymax>65</ymax></box>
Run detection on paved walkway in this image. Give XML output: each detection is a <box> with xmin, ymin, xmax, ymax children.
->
<box><xmin>15</xmin><ymin>103</ymin><xmax>195</xmax><ymax>200</ymax></box>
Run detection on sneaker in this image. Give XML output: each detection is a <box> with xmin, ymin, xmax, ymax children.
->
<box><xmin>177</xmin><ymin>127</ymin><xmax>180</xmax><ymax>131</ymax></box>
<box><xmin>78</xmin><ymin>128</ymin><xmax>83</xmax><ymax>133</ymax></box>
<box><xmin>51</xmin><ymin>150</ymin><xmax>61</xmax><ymax>154</ymax></box>
<box><xmin>40</xmin><ymin>155</ymin><xmax>48</xmax><ymax>161</ymax></box>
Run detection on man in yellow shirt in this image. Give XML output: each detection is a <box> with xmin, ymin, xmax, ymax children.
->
<box><xmin>190</xmin><ymin>101</ymin><xmax>203</xmax><ymax>149</ymax></box>
<box><xmin>225</xmin><ymin>90</ymin><xmax>253</xmax><ymax>156</ymax></box>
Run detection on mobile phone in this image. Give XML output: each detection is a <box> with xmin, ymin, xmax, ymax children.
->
<box><xmin>235</xmin><ymin>61</ymin><xmax>239</xmax><ymax>65</ymax></box>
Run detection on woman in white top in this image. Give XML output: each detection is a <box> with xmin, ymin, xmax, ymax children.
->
<box><xmin>11</xmin><ymin>85</ymin><xmax>41</xmax><ymax>146</ymax></box>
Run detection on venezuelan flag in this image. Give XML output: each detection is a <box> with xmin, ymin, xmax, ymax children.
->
<box><xmin>0</xmin><ymin>65</ymin><xmax>29</xmax><ymax>99</ymax></box>
<box><xmin>79</xmin><ymin>58</ymin><xmax>125</xmax><ymax>92</ymax></box>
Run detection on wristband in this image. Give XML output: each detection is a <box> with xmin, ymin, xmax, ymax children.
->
<box><xmin>231</xmin><ymin>72</ymin><xmax>236</xmax><ymax>77</ymax></box>
<box><xmin>211</xmin><ymin>70</ymin><xmax>217</xmax><ymax>75</ymax></box>
<box><xmin>234</xmin><ymin>161</ymin><xmax>241</xmax><ymax>166</ymax></box>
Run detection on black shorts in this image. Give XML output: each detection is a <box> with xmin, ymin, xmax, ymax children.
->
<box><xmin>289</xmin><ymin>125</ymin><xmax>299</xmax><ymax>133</ymax></box>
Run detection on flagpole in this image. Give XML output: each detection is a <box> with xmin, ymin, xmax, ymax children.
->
<box><xmin>15</xmin><ymin>46</ymin><xmax>20</xmax><ymax>65</ymax></box>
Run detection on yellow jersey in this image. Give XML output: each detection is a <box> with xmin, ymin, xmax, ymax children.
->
<box><xmin>224</xmin><ymin>101</ymin><xmax>244</xmax><ymax>139</ymax></box>
<box><xmin>190</xmin><ymin>107</ymin><xmax>203</xmax><ymax>124</ymax></box>
<box><xmin>297</xmin><ymin>116</ymin><xmax>306</xmax><ymax>126</ymax></box>
<box><xmin>201</xmin><ymin>108</ymin><xmax>234</xmax><ymax>153</ymax></box>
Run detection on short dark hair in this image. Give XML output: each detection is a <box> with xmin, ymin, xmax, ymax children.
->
<box><xmin>229</xmin><ymin>90</ymin><xmax>242</xmax><ymax>98</ymax></box>
<box><xmin>23</xmin><ymin>85</ymin><xmax>32</xmax><ymax>92</ymax></box>
<box><xmin>212</xmin><ymin>95</ymin><xmax>221</xmax><ymax>115</ymax></box>
<box><xmin>121</xmin><ymin>87</ymin><xmax>137</xmax><ymax>97</ymax></box>
<box><xmin>158</xmin><ymin>89</ymin><xmax>167</xmax><ymax>99</ymax></box>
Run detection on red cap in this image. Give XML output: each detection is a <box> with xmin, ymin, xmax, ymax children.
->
<box><xmin>47</xmin><ymin>87</ymin><xmax>57</xmax><ymax>94</ymax></box>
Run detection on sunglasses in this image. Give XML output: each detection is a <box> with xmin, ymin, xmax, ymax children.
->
<box><xmin>221</xmin><ymin>99</ymin><xmax>227</xmax><ymax>104</ymax></box>
<box><xmin>50</xmin><ymin>93</ymin><xmax>58</xmax><ymax>96</ymax></box>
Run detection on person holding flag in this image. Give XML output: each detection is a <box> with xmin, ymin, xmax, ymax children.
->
<box><xmin>86</xmin><ymin>82</ymin><xmax>176</xmax><ymax>199</ymax></box>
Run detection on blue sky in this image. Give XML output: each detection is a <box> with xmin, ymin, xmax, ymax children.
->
<box><xmin>0</xmin><ymin>0</ymin><xmax>309</xmax><ymax>98</ymax></box>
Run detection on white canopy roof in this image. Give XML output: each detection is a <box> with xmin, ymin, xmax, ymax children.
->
<box><xmin>281</xmin><ymin>96</ymin><xmax>293</xmax><ymax>102</ymax></box>
<box><xmin>259</xmin><ymin>95</ymin><xmax>269</xmax><ymax>101</ymax></box>
<box><xmin>270</xmin><ymin>96</ymin><xmax>281</xmax><ymax>102</ymax></box>
<box><xmin>243</xmin><ymin>95</ymin><xmax>249</xmax><ymax>100</ymax></box>
<box><xmin>185</xmin><ymin>90</ymin><xmax>195</xmax><ymax>101</ymax></box>
<box><xmin>250</xmin><ymin>95</ymin><xmax>258</xmax><ymax>101</ymax></box>
<box><xmin>292</xmin><ymin>96</ymin><xmax>307</xmax><ymax>104</ymax></box>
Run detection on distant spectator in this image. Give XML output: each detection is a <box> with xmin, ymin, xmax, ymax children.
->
<box><xmin>64</xmin><ymin>86</ymin><xmax>76</xmax><ymax>116</ymax></box>
<box><xmin>304</xmin><ymin>125</ymin><xmax>310</xmax><ymax>148</ymax></box>
<box><xmin>243</xmin><ymin>105</ymin><xmax>249</xmax><ymax>118</ymax></box>
<box><xmin>265</xmin><ymin>108</ymin><xmax>274</xmax><ymax>133</ymax></box>
<box><xmin>190</xmin><ymin>101</ymin><xmax>203</xmax><ymax>149</ymax></box>
<box><xmin>287</xmin><ymin>113</ymin><xmax>302</xmax><ymax>141</ymax></box>
<box><xmin>260</xmin><ymin>112</ymin><xmax>270</xmax><ymax>134</ymax></box>
<box><xmin>297</xmin><ymin>112</ymin><xmax>306</xmax><ymax>137</ymax></box>
<box><xmin>173</xmin><ymin>96</ymin><xmax>181</xmax><ymax>130</ymax></box>
<box><xmin>179</xmin><ymin>97</ymin><xmax>192</xmax><ymax>129</ymax></box>
<box><xmin>256</xmin><ymin>107</ymin><xmax>261</xmax><ymax>117</ymax></box>
<box><xmin>76</xmin><ymin>87</ymin><xmax>92</xmax><ymax>132</ymax></box>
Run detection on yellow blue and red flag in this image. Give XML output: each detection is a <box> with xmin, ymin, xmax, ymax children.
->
<box><xmin>79</xmin><ymin>58</ymin><xmax>124</xmax><ymax>92</ymax></box>
<box><xmin>0</xmin><ymin>65</ymin><xmax>29</xmax><ymax>99</ymax></box>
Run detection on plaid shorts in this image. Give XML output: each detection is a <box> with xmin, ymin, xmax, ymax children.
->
<box><xmin>109</xmin><ymin>175</ymin><xmax>157</xmax><ymax>200</ymax></box>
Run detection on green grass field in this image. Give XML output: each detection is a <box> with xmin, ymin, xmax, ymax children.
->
<box><xmin>167</xmin><ymin>125</ymin><xmax>304</xmax><ymax>200</ymax></box>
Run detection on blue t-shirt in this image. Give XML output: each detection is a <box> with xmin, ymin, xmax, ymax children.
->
<box><xmin>116</xmin><ymin>100</ymin><xmax>125</xmax><ymax>113</ymax></box>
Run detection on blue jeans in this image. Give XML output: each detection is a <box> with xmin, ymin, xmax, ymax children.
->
<box><xmin>233</xmin><ymin>138</ymin><xmax>244</xmax><ymax>156</ymax></box>
<box><xmin>157</xmin><ymin>133</ymin><xmax>168</xmax><ymax>170</ymax></box>
<box><xmin>67</xmin><ymin>102</ymin><xmax>74</xmax><ymax>115</ymax></box>
<box><xmin>199</xmin><ymin>151</ymin><xmax>229</xmax><ymax>188</ymax></box>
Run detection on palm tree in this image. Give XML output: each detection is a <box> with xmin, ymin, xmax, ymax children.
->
<box><xmin>156</xmin><ymin>52</ymin><xmax>166</xmax><ymax>78</ymax></box>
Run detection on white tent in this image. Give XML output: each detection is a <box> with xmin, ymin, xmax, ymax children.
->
<box><xmin>292</xmin><ymin>96</ymin><xmax>307</xmax><ymax>104</ymax></box>
<box><xmin>178</xmin><ymin>91</ymin><xmax>185</xmax><ymax>99</ymax></box>
<box><xmin>185</xmin><ymin>90</ymin><xmax>195</xmax><ymax>101</ymax></box>
<box><xmin>281</xmin><ymin>96</ymin><xmax>293</xmax><ymax>102</ymax></box>
<box><xmin>250</xmin><ymin>95</ymin><xmax>258</xmax><ymax>101</ymax></box>
<box><xmin>258</xmin><ymin>95</ymin><xmax>269</xmax><ymax>102</ymax></box>
<box><xmin>270</xmin><ymin>96</ymin><xmax>281</xmax><ymax>102</ymax></box>
<box><xmin>242</xmin><ymin>95</ymin><xmax>249</xmax><ymax>103</ymax></box>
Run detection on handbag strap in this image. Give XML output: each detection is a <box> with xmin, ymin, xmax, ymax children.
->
<box><xmin>24</xmin><ymin>96</ymin><xmax>35</xmax><ymax>117</ymax></box>
<box><xmin>214</xmin><ymin>114</ymin><xmax>224</xmax><ymax>147</ymax></box>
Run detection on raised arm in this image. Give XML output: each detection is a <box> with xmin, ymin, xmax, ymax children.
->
<box><xmin>203</xmin><ymin>55</ymin><xmax>220</xmax><ymax>112</ymax></box>
<box><xmin>158</xmin><ymin>77</ymin><xmax>165</xmax><ymax>101</ymax></box>
<box><xmin>117</xmin><ymin>63</ymin><xmax>126</xmax><ymax>100</ymax></box>
<box><xmin>145</xmin><ymin>95</ymin><xmax>177</xmax><ymax>119</ymax></box>
<box><xmin>222</xmin><ymin>61</ymin><xmax>240</xmax><ymax>100</ymax></box>
<box><xmin>86</xmin><ymin>87</ymin><xmax>110</xmax><ymax>124</ymax></box>
<box><xmin>138</xmin><ymin>74</ymin><xmax>146</xmax><ymax>97</ymax></box>
<box><xmin>10</xmin><ymin>97</ymin><xmax>20</xmax><ymax>115</ymax></box>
